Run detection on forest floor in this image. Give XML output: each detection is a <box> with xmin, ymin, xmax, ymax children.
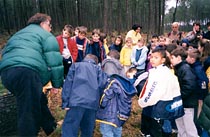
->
<box><xmin>38</xmin><ymin>89</ymin><xmax>143</xmax><ymax>137</ymax></box>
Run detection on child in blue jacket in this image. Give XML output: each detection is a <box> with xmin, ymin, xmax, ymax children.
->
<box><xmin>62</xmin><ymin>54</ymin><xmax>108</xmax><ymax>137</ymax></box>
<box><xmin>96</xmin><ymin>67</ymin><xmax>137</xmax><ymax>137</ymax></box>
<box><xmin>186</xmin><ymin>48</ymin><xmax>209</xmax><ymax>136</ymax></box>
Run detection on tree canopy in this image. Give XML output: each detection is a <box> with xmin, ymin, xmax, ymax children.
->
<box><xmin>0</xmin><ymin>0</ymin><xmax>210</xmax><ymax>35</ymax></box>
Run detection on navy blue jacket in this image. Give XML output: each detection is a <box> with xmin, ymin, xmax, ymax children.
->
<box><xmin>62</xmin><ymin>58</ymin><xmax>108</xmax><ymax>110</ymax></box>
<box><xmin>174</xmin><ymin>61</ymin><xmax>198</xmax><ymax>108</ymax></box>
<box><xmin>190</xmin><ymin>61</ymin><xmax>209</xmax><ymax>100</ymax></box>
<box><xmin>96</xmin><ymin>74</ymin><xmax>137</xmax><ymax>127</ymax></box>
<box><xmin>109</xmin><ymin>44</ymin><xmax>122</xmax><ymax>52</ymax></box>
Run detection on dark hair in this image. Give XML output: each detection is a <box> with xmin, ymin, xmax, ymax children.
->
<box><xmin>152</xmin><ymin>34</ymin><xmax>159</xmax><ymax>38</ymax></box>
<box><xmin>99</xmin><ymin>32</ymin><xmax>107</xmax><ymax>43</ymax></box>
<box><xmin>165</xmin><ymin>43</ymin><xmax>177</xmax><ymax>54</ymax></box>
<box><xmin>84</xmin><ymin>54</ymin><xmax>98</xmax><ymax>64</ymax></box>
<box><xmin>27</xmin><ymin>13</ymin><xmax>51</xmax><ymax>25</ymax></box>
<box><xmin>201</xmin><ymin>41</ymin><xmax>210</xmax><ymax>61</ymax></box>
<box><xmin>207</xmin><ymin>22</ymin><xmax>210</xmax><ymax>27</ymax></box>
<box><xmin>193</xmin><ymin>21</ymin><xmax>201</xmax><ymax>27</ymax></box>
<box><xmin>152</xmin><ymin>48</ymin><xmax>167</xmax><ymax>59</ymax></box>
<box><xmin>152</xmin><ymin>48</ymin><xmax>171</xmax><ymax>68</ymax></box>
<box><xmin>171</xmin><ymin>47</ymin><xmax>187</xmax><ymax>60</ymax></box>
<box><xmin>132</xmin><ymin>24</ymin><xmax>142</xmax><ymax>31</ymax></box>
<box><xmin>187</xmin><ymin>48</ymin><xmax>201</xmax><ymax>61</ymax></box>
<box><xmin>115</xmin><ymin>35</ymin><xmax>123</xmax><ymax>46</ymax></box>
<box><xmin>107</xmin><ymin>50</ymin><xmax>120</xmax><ymax>60</ymax></box>
<box><xmin>63</xmin><ymin>24</ymin><xmax>74</xmax><ymax>36</ymax></box>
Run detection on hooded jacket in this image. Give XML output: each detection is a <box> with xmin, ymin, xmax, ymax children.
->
<box><xmin>96</xmin><ymin>74</ymin><xmax>137</xmax><ymax>127</ymax></box>
<box><xmin>101</xmin><ymin>58</ymin><xmax>124</xmax><ymax>76</ymax></box>
<box><xmin>62</xmin><ymin>58</ymin><xmax>108</xmax><ymax>110</ymax></box>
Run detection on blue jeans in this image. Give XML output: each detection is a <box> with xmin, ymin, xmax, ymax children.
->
<box><xmin>62</xmin><ymin>107</ymin><xmax>96</xmax><ymax>137</ymax></box>
<box><xmin>100</xmin><ymin>123</ymin><xmax>122</xmax><ymax>137</ymax></box>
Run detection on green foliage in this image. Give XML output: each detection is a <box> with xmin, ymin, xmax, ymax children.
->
<box><xmin>165</xmin><ymin>0</ymin><xmax>210</xmax><ymax>29</ymax></box>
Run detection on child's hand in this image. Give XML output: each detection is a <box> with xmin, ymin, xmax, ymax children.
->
<box><xmin>64</xmin><ymin>108</ymin><xmax>70</xmax><ymax>111</ymax></box>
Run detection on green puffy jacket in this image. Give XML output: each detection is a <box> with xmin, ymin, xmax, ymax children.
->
<box><xmin>0</xmin><ymin>24</ymin><xmax>63</xmax><ymax>88</ymax></box>
<box><xmin>198</xmin><ymin>93</ymin><xmax>210</xmax><ymax>136</ymax></box>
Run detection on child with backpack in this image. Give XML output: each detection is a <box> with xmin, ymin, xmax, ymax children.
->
<box><xmin>96</xmin><ymin>67</ymin><xmax>137</xmax><ymax>137</ymax></box>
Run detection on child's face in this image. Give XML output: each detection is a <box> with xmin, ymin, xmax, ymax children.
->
<box><xmin>151</xmin><ymin>37</ymin><xmax>158</xmax><ymax>43</ymax></box>
<box><xmin>159</xmin><ymin>38</ymin><xmax>166</xmax><ymax>46</ymax></box>
<box><xmin>182</xmin><ymin>43</ymin><xmax>187</xmax><ymax>47</ymax></box>
<box><xmin>137</xmin><ymin>41</ymin><xmax>144</xmax><ymax>47</ymax></box>
<box><xmin>115</xmin><ymin>38</ymin><xmax>121</xmax><ymax>45</ymax></box>
<box><xmin>78</xmin><ymin>33</ymin><xmax>86</xmax><ymax>40</ymax></box>
<box><xmin>126</xmin><ymin>40</ymin><xmax>133</xmax><ymax>47</ymax></box>
<box><xmin>92</xmin><ymin>33</ymin><xmax>100</xmax><ymax>42</ymax></box>
<box><xmin>74</xmin><ymin>29</ymin><xmax>79</xmax><ymax>36</ymax></box>
<box><xmin>198</xmin><ymin>45</ymin><xmax>203</xmax><ymax>53</ymax></box>
<box><xmin>126</xmin><ymin>70</ymin><xmax>137</xmax><ymax>79</ymax></box>
<box><xmin>170</xmin><ymin>55</ymin><xmax>181</xmax><ymax>66</ymax></box>
<box><xmin>186</xmin><ymin>55</ymin><xmax>195</xmax><ymax>64</ymax></box>
<box><xmin>62</xmin><ymin>29</ymin><xmax>70</xmax><ymax>38</ymax></box>
<box><xmin>208</xmin><ymin>26</ymin><xmax>210</xmax><ymax>31</ymax></box>
<box><xmin>150</xmin><ymin>52</ymin><xmax>165</xmax><ymax>67</ymax></box>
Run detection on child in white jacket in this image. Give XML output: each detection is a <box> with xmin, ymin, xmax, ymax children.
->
<box><xmin>138</xmin><ymin>48</ymin><xmax>184</xmax><ymax>136</ymax></box>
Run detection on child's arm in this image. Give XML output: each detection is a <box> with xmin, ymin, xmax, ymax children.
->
<box><xmin>97</xmin><ymin>67</ymin><xmax>109</xmax><ymax>96</ymax></box>
<box><xmin>120</xmin><ymin>48</ymin><xmax>125</xmax><ymax>65</ymax></box>
<box><xmin>130</xmin><ymin>48</ymin><xmax>136</xmax><ymax>64</ymax></box>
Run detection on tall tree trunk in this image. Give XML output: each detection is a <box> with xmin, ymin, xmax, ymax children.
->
<box><xmin>158</xmin><ymin>0</ymin><xmax>161</xmax><ymax>35</ymax></box>
<box><xmin>103</xmin><ymin>0</ymin><xmax>108</xmax><ymax>33</ymax></box>
<box><xmin>3</xmin><ymin>0</ymin><xmax>11</xmax><ymax>34</ymax></box>
<box><xmin>117</xmin><ymin>0</ymin><xmax>122</xmax><ymax>34</ymax></box>
<box><xmin>76</xmin><ymin>0</ymin><xmax>80</xmax><ymax>26</ymax></box>
<box><xmin>147</xmin><ymin>0</ymin><xmax>151</xmax><ymax>42</ymax></box>
<box><xmin>172</xmin><ymin>0</ymin><xmax>179</xmax><ymax>22</ymax></box>
<box><xmin>161</xmin><ymin>0</ymin><xmax>165</xmax><ymax>34</ymax></box>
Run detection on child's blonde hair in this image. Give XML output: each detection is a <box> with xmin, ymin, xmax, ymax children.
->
<box><xmin>125</xmin><ymin>37</ymin><xmax>133</xmax><ymax>43</ymax></box>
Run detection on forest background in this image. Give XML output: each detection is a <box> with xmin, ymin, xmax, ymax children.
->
<box><xmin>1</xmin><ymin>0</ymin><xmax>210</xmax><ymax>38</ymax></box>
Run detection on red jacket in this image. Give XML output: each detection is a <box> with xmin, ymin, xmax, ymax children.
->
<box><xmin>56</xmin><ymin>35</ymin><xmax>78</xmax><ymax>62</ymax></box>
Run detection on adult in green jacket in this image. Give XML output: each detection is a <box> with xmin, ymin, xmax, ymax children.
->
<box><xmin>198</xmin><ymin>93</ymin><xmax>210</xmax><ymax>136</ymax></box>
<box><xmin>0</xmin><ymin>13</ymin><xmax>64</xmax><ymax>136</ymax></box>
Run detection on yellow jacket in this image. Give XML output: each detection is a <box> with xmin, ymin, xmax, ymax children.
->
<box><xmin>206</xmin><ymin>66</ymin><xmax>210</xmax><ymax>91</ymax></box>
<box><xmin>120</xmin><ymin>45</ymin><xmax>132</xmax><ymax>66</ymax></box>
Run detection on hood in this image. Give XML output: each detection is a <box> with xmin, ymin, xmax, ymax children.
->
<box><xmin>111</xmin><ymin>74</ymin><xmax>137</xmax><ymax>96</ymax></box>
<box><xmin>101</xmin><ymin>58</ymin><xmax>122</xmax><ymax>70</ymax></box>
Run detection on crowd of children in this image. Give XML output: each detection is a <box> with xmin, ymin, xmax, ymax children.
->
<box><xmin>55</xmin><ymin>22</ymin><xmax>210</xmax><ymax>137</ymax></box>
